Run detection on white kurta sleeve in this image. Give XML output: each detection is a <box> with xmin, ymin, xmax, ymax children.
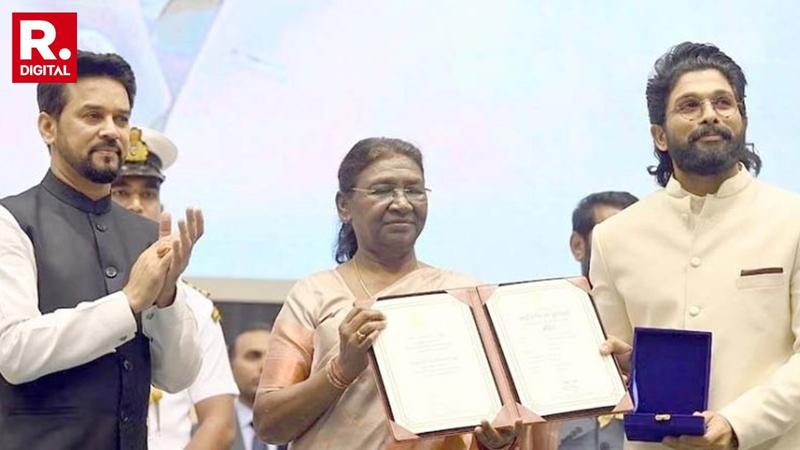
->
<box><xmin>0</xmin><ymin>205</ymin><xmax>138</xmax><ymax>384</ymax></box>
<box><xmin>143</xmin><ymin>282</ymin><xmax>202</xmax><ymax>393</ymax></box>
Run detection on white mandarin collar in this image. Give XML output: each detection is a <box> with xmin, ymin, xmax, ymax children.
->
<box><xmin>665</xmin><ymin>164</ymin><xmax>752</xmax><ymax>199</ymax></box>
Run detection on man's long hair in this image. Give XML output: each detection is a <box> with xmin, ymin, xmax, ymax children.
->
<box><xmin>645</xmin><ymin>42</ymin><xmax>761</xmax><ymax>186</ymax></box>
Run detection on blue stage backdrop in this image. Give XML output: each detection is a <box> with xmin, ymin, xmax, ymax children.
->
<box><xmin>2</xmin><ymin>0</ymin><xmax>798</xmax><ymax>283</ymax></box>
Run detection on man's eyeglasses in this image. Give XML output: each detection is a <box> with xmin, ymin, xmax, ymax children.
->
<box><xmin>350</xmin><ymin>186</ymin><xmax>430</xmax><ymax>203</ymax></box>
<box><xmin>671</xmin><ymin>95</ymin><xmax>740</xmax><ymax>121</ymax></box>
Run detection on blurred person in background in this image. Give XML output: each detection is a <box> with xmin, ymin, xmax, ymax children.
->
<box><xmin>562</xmin><ymin>190</ymin><xmax>637</xmax><ymax>450</ymax></box>
<box><xmin>228</xmin><ymin>323</ymin><xmax>285</xmax><ymax>450</ymax></box>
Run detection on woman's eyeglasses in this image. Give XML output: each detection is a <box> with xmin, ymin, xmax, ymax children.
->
<box><xmin>350</xmin><ymin>186</ymin><xmax>430</xmax><ymax>203</ymax></box>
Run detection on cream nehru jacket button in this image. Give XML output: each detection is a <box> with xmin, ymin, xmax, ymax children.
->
<box><xmin>690</xmin><ymin>257</ymin><xmax>701</xmax><ymax>268</ymax></box>
<box><xmin>689</xmin><ymin>305</ymin><xmax>701</xmax><ymax>317</ymax></box>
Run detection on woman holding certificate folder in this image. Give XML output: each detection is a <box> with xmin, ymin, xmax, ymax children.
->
<box><xmin>253</xmin><ymin>138</ymin><xmax>556</xmax><ymax>450</ymax></box>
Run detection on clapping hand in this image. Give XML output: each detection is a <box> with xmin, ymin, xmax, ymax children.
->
<box><xmin>154</xmin><ymin>208</ymin><xmax>204</xmax><ymax>308</ymax></box>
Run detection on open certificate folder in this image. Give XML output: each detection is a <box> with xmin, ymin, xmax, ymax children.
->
<box><xmin>366</xmin><ymin>278</ymin><xmax>632</xmax><ymax>441</ymax></box>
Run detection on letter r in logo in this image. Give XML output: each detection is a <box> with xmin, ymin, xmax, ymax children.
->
<box><xmin>20</xmin><ymin>20</ymin><xmax>57</xmax><ymax>60</ymax></box>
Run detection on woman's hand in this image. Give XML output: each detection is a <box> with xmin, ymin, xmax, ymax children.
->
<box><xmin>475</xmin><ymin>419</ymin><xmax>522</xmax><ymax>450</ymax></box>
<box><xmin>337</xmin><ymin>306</ymin><xmax>387</xmax><ymax>381</ymax></box>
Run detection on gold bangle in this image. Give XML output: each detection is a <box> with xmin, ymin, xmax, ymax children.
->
<box><xmin>326</xmin><ymin>363</ymin><xmax>348</xmax><ymax>390</ymax></box>
<box><xmin>332</xmin><ymin>356</ymin><xmax>355</xmax><ymax>386</ymax></box>
<box><xmin>331</xmin><ymin>357</ymin><xmax>354</xmax><ymax>386</ymax></box>
<box><xmin>326</xmin><ymin>357</ymin><xmax>352</xmax><ymax>390</ymax></box>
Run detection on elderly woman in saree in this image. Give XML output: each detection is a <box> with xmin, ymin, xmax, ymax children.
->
<box><xmin>253</xmin><ymin>138</ymin><xmax>557</xmax><ymax>450</ymax></box>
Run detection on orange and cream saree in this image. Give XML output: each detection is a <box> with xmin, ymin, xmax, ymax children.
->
<box><xmin>258</xmin><ymin>266</ymin><xmax>558</xmax><ymax>450</ymax></box>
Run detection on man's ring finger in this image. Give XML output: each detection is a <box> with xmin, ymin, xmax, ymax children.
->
<box><xmin>356</xmin><ymin>329</ymin><xmax>367</xmax><ymax>341</ymax></box>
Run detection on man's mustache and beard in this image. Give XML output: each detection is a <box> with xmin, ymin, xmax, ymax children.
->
<box><xmin>666</xmin><ymin>123</ymin><xmax>746</xmax><ymax>176</ymax></box>
<box><xmin>70</xmin><ymin>140</ymin><xmax>124</xmax><ymax>184</ymax></box>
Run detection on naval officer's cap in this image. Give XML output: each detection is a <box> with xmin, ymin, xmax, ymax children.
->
<box><xmin>118</xmin><ymin>127</ymin><xmax>178</xmax><ymax>182</ymax></box>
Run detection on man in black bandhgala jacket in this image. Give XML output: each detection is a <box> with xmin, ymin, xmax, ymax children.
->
<box><xmin>0</xmin><ymin>50</ymin><xmax>203</xmax><ymax>450</ymax></box>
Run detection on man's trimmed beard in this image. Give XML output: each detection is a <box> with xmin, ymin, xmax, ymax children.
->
<box><xmin>75</xmin><ymin>151</ymin><xmax>121</xmax><ymax>183</ymax></box>
<box><xmin>667</xmin><ymin>124</ymin><xmax>746</xmax><ymax>176</ymax></box>
<box><xmin>79</xmin><ymin>161</ymin><xmax>119</xmax><ymax>183</ymax></box>
<box><xmin>56</xmin><ymin>138</ymin><xmax>123</xmax><ymax>184</ymax></box>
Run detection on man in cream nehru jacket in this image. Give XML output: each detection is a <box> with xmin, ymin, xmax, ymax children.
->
<box><xmin>593</xmin><ymin>42</ymin><xmax>800</xmax><ymax>450</ymax></box>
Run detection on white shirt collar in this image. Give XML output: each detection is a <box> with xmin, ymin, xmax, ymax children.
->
<box><xmin>235</xmin><ymin>397</ymin><xmax>254</xmax><ymax>427</ymax></box>
<box><xmin>235</xmin><ymin>397</ymin><xmax>256</xmax><ymax>450</ymax></box>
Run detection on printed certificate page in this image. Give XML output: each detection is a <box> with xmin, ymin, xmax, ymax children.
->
<box><xmin>372</xmin><ymin>292</ymin><xmax>503</xmax><ymax>434</ymax></box>
<box><xmin>486</xmin><ymin>280</ymin><xmax>625</xmax><ymax>416</ymax></box>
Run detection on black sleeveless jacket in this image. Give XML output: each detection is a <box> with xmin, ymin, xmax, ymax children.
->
<box><xmin>0</xmin><ymin>171</ymin><xmax>156</xmax><ymax>450</ymax></box>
